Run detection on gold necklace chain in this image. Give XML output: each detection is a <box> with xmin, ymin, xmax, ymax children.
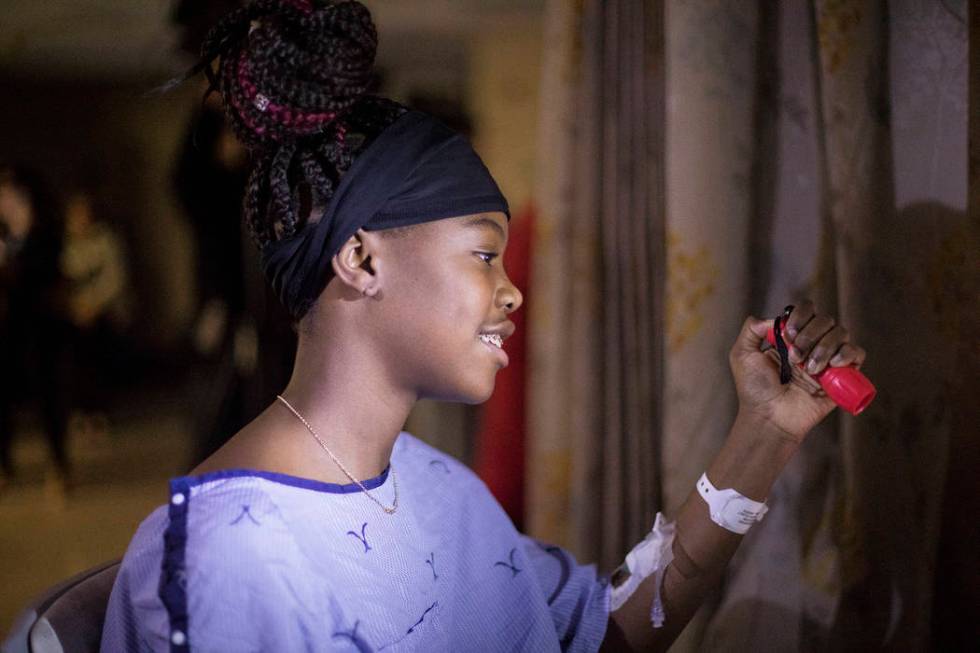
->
<box><xmin>276</xmin><ymin>394</ymin><xmax>398</xmax><ymax>515</ymax></box>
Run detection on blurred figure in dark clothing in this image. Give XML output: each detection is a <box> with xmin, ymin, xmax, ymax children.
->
<box><xmin>175</xmin><ymin>99</ymin><xmax>249</xmax><ymax>327</ymax></box>
<box><xmin>172</xmin><ymin>0</ymin><xmax>296</xmax><ymax>464</ymax></box>
<box><xmin>174</xmin><ymin>98</ymin><xmax>250</xmax><ymax>462</ymax></box>
<box><xmin>174</xmin><ymin>98</ymin><xmax>295</xmax><ymax>464</ymax></box>
<box><xmin>61</xmin><ymin>188</ymin><xmax>132</xmax><ymax>441</ymax></box>
<box><xmin>0</xmin><ymin>163</ymin><xmax>72</xmax><ymax>493</ymax></box>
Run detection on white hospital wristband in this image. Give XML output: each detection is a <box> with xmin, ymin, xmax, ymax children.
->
<box><xmin>696</xmin><ymin>472</ymin><xmax>768</xmax><ymax>534</ymax></box>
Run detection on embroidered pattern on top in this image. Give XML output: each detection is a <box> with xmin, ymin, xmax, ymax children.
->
<box><xmin>494</xmin><ymin>547</ymin><xmax>522</xmax><ymax>577</ymax></box>
<box><xmin>229</xmin><ymin>505</ymin><xmax>261</xmax><ymax>526</ymax></box>
<box><xmin>332</xmin><ymin>620</ymin><xmax>372</xmax><ymax>653</ymax></box>
<box><xmin>347</xmin><ymin>522</ymin><xmax>372</xmax><ymax>553</ymax></box>
<box><xmin>426</xmin><ymin>552</ymin><xmax>438</xmax><ymax>581</ymax></box>
<box><xmin>378</xmin><ymin>602</ymin><xmax>439</xmax><ymax>650</ymax></box>
<box><xmin>407</xmin><ymin>602</ymin><xmax>438</xmax><ymax>634</ymax></box>
<box><xmin>428</xmin><ymin>459</ymin><xmax>451</xmax><ymax>474</ymax></box>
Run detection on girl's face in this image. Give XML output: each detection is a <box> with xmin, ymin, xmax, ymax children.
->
<box><xmin>371</xmin><ymin>212</ymin><xmax>522</xmax><ymax>404</ymax></box>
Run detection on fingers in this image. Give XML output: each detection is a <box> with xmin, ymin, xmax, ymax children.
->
<box><xmin>787</xmin><ymin>308</ymin><xmax>834</xmax><ymax>364</ymax></box>
<box><xmin>798</xmin><ymin>323</ymin><xmax>846</xmax><ymax>374</ymax></box>
<box><xmin>784</xmin><ymin>300</ymin><xmax>815</xmax><ymax>340</ymax></box>
<box><xmin>829</xmin><ymin>343</ymin><xmax>867</xmax><ymax>369</ymax></box>
<box><xmin>743</xmin><ymin>302</ymin><xmax>867</xmax><ymax>377</ymax></box>
<box><xmin>783</xmin><ymin>300</ymin><xmax>868</xmax><ymax>375</ymax></box>
<box><xmin>733</xmin><ymin>315</ymin><xmax>774</xmax><ymax>355</ymax></box>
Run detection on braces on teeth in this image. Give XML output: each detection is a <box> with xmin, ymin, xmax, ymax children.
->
<box><xmin>480</xmin><ymin>333</ymin><xmax>503</xmax><ymax>348</ymax></box>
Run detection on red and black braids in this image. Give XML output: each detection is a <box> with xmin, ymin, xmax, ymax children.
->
<box><xmin>193</xmin><ymin>0</ymin><xmax>406</xmax><ymax>249</ymax></box>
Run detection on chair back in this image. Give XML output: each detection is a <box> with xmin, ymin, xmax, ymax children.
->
<box><xmin>1</xmin><ymin>560</ymin><xmax>120</xmax><ymax>653</ymax></box>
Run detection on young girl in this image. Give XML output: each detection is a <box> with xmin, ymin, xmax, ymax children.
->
<box><xmin>101</xmin><ymin>2</ymin><xmax>867</xmax><ymax>651</ymax></box>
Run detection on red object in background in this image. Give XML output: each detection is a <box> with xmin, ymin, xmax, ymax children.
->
<box><xmin>474</xmin><ymin>203</ymin><xmax>534</xmax><ymax>529</ymax></box>
<box><xmin>765</xmin><ymin>323</ymin><xmax>877</xmax><ymax>416</ymax></box>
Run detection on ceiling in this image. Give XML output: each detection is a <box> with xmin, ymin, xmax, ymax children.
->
<box><xmin>0</xmin><ymin>0</ymin><xmax>543</xmax><ymax>82</ymax></box>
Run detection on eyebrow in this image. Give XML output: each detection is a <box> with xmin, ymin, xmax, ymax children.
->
<box><xmin>462</xmin><ymin>216</ymin><xmax>506</xmax><ymax>239</ymax></box>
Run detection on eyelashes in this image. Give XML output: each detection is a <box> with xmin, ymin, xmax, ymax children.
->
<box><xmin>476</xmin><ymin>252</ymin><xmax>499</xmax><ymax>266</ymax></box>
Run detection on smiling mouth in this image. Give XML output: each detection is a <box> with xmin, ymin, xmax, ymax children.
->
<box><xmin>479</xmin><ymin>333</ymin><xmax>503</xmax><ymax>348</ymax></box>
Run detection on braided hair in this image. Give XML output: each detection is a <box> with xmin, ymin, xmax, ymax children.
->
<box><xmin>194</xmin><ymin>0</ymin><xmax>407</xmax><ymax>261</ymax></box>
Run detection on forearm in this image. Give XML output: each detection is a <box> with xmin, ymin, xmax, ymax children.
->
<box><xmin>602</xmin><ymin>411</ymin><xmax>799</xmax><ymax>652</ymax></box>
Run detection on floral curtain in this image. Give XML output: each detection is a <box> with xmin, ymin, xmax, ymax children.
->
<box><xmin>528</xmin><ymin>0</ymin><xmax>972</xmax><ymax>649</ymax></box>
<box><xmin>527</xmin><ymin>0</ymin><xmax>666</xmax><ymax>571</ymax></box>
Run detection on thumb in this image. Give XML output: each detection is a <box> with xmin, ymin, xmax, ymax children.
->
<box><xmin>735</xmin><ymin>315</ymin><xmax>774</xmax><ymax>354</ymax></box>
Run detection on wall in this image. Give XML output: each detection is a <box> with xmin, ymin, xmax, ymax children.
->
<box><xmin>0</xmin><ymin>77</ymin><xmax>199</xmax><ymax>348</ymax></box>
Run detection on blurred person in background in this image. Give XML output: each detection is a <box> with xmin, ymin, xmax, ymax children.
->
<box><xmin>60</xmin><ymin>188</ymin><xmax>132</xmax><ymax>444</ymax></box>
<box><xmin>173</xmin><ymin>92</ymin><xmax>257</xmax><ymax>462</ymax></box>
<box><xmin>172</xmin><ymin>0</ymin><xmax>296</xmax><ymax>468</ymax></box>
<box><xmin>0</xmin><ymin>163</ymin><xmax>73</xmax><ymax>497</ymax></box>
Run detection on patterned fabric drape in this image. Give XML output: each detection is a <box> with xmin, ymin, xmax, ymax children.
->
<box><xmin>812</xmin><ymin>1</ymin><xmax>970</xmax><ymax>649</ymax></box>
<box><xmin>699</xmin><ymin>2</ymin><xmax>842</xmax><ymax>649</ymax></box>
<box><xmin>529</xmin><ymin>0</ymin><xmax>971</xmax><ymax>649</ymax></box>
<box><xmin>681</xmin><ymin>1</ymin><xmax>971</xmax><ymax>650</ymax></box>
<box><xmin>527</xmin><ymin>0</ymin><xmax>666</xmax><ymax>571</ymax></box>
<box><xmin>661</xmin><ymin>3</ymin><xmax>762</xmax><ymax>647</ymax></box>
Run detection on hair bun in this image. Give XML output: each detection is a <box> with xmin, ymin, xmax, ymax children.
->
<box><xmin>213</xmin><ymin>0</ymin><xmax>378</xmax><ymax>147</ymax></box>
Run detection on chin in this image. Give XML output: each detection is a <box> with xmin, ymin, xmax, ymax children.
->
<box><xmin>425</xmin><ymin>373</ymin><xmax>497</xmax><ymax>405</ymax></box>
<box><xmin>461</xmin><ymin>368</ymin><xmax>501</xmax><ymax>404</ymax></box>
<box><xmin>462</xmin><ymin>385</ymin><xmax>495</xmax><ymax>405</ymax></box>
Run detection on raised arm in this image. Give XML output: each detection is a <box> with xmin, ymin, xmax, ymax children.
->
<box><xmin>602</xmin><ymin>301</ymin><xmax>867</xmax><ymax>651</ymax></box>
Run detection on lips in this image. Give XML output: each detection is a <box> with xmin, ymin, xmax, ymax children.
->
<box><xmin>478</xmin><ymin>321</ymin><xmax>514</xmax><ymax>368</ymax></box>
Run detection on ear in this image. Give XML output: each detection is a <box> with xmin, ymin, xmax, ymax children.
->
<box><xmin>330</xmin><ymin>229</ymin><xmax>383</xmax><ymax>297</ymax></box>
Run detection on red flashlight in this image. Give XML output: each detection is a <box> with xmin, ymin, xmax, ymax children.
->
<box><xmin>765</xmin><ymin>321</ymin><xmax>876</xmax><ymax>415</ymax></box>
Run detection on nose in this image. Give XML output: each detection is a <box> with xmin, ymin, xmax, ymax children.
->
<box><xmin>498</xmin><ymin>275</ymin><xmax>523</xmax><ymax>314</ymax></box>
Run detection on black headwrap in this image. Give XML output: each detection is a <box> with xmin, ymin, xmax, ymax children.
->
<box><xmin>261</xmin><ymin>111</ymin><xmax>510</xmax><ymax>319</ymax></box>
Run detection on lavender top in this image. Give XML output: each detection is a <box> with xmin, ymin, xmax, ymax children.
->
<box><xmin>101</xmin><ymin>432</ymin><xmax>609</xmax><ymax>652</ymax></box>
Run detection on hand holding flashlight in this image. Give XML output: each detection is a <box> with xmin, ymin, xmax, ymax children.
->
<box><xmin>763</xmin><ymin>304</ymin><xmax>876</xmax><ymax>416</ymax></box>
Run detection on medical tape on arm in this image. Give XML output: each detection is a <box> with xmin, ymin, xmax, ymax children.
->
<box><xmin>609</xmin><ymin>513</ymin><xmax>675</xmax><ymax>627</ymax></box>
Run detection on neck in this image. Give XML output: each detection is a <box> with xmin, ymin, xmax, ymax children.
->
<box><xmin>275</xmin><ymin>321</ymin><xmax>417</xmax><ymax>482</ymax></box>
<box><xmin>191</xmin><ymin>295</ymin><xmax>418</xmax><ymax>485</ymax></box>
